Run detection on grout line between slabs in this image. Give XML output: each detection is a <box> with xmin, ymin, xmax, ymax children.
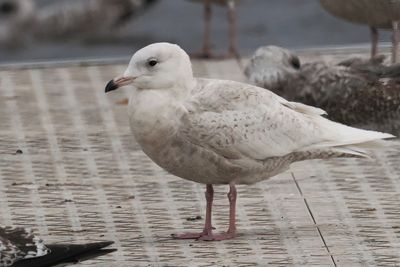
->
<box><xmin>291</xmin><ymin>172</ymin><xmax>337</xmax><ymax>267</ymax></box>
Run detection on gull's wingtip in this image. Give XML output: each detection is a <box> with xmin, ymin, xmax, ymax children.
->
<box><xmin>12</xmin><ymin>240</ymin><xmax>116</xmax><ymax>267</ymax></box>
<box><xmin>384</xmin><ymin>133</ymin><xmax>396</xmax><ymax>139</ymax></box>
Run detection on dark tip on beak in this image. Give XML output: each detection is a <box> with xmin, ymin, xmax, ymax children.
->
<box><xmin>105</xmin><ymin>80</ymin><xmax>119</xmax><ymax>93</ymax></box>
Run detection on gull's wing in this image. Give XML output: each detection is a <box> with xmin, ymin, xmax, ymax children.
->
<box><xmin>180</xmin><ymin>79</ymin><xmax>329</xmax><ymax>160</ymax></box>
<box><xmin>0</xmin><ymin>226</ymin><xmax>49</xmax><ymax>267</ymax></box>
<box><xmin>180</xmin><ymin>79</ymin><xmax>393</xmax><ymax>161</ymax></box>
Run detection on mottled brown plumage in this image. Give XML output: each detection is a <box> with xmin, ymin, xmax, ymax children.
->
<box><xmin>245</xmin><ymin>46</ymin><xmax>400</xmax><ymax>134</ymax></box>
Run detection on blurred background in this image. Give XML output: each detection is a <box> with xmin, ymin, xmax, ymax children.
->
<box><xmin>0</xmin><ymin>0</ymin><xmax>392</xmax><ymax>63</ymax></box>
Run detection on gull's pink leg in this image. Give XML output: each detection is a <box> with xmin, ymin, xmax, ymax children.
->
<box><xmin>225</xmin><ymin>1</ymin><xmax>239</xmax><ymax>58</ymax></box>
<box><xmin>192</xmin><ymin>0</ymin><xmax>214</xmax><ymax>58</ymax></box>
<box><xmin>202</xmin><ymin>0</ymin><xmax>213</xmax><ymax>57</ymax></box>
<box><xmin>171</xmin><ymin>184</ymin><xmax>214</xmax><ymax>239</ymax></box>
<box><xmin>392</xmin><ymin>21</ymin><xmax>399</xmax><ymax>63</ymax></box>
<box><xmin>172</xmin><ymin>183</ymin><xmax>237</xmax><ymax>241</ymax></box>
<box><xmin>199</xmin><ymin>183</ymin><xmax>237</xmax><ymax>241</ymax></box>
<box><xmin>227</xmin><ymin>183</ymin><xmax>237</xmax><ymax>236</ymax></box>
<box><xmin>203</xmin><ymin>184</ymin><xmax>214</xmax><ymax>235</ymax></box>
<box><xmin>370</xmin><ymin>26</ymin><xmax>378</xmax><ymax>59</ymax></box>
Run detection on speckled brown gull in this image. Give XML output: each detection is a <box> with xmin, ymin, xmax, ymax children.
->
<box><xmin>105</xmin><ymin>42</ymin><xmax>394</xmax><ymax>241</ymax></box>
<box><xmin>245</xmin><ymin>45</ymin><xmax>400</xmax><ymax>135</ymax></box>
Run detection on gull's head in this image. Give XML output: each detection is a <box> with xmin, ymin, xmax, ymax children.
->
<box><xmin>105</xmin><ymin>42</ymin><xmax>193</xmax><ymax>92</ymax></box>
<box><xmin>0</xmin><ymin>0</ymin><xmax>35</xmax><ymax>45</ymax></box>
<box><xmin>0</xmin><ymin>0</ymin><xmax>35</xmax><ymax>22</ymax></box>
<box><xmin>244</xmin><ymin>46</ymin><xmax>301</xmax><ymax>88</ymax></box>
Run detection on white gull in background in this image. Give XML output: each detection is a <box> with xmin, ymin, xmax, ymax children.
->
<box><xmin>319</xmin><ymin>0</ymin><xmax>400</xmax><ymax>63</ymax></box>
<box><xmin>0</xmin><ymin>0</ymin><xmax>158</xmax><ymax>46</ymax></box>
<box><xmin>105</xmin><ymin>42</ymin><xmax>394</xmax><ymax>241</ymax></box>
<box><xmin>0</xmin><ymin>225</ymin><xmax>115</xmax><ymax>267</ymax></box>
<box><xmin>34</xmin><ymin>0</ymin><xmax>158</xmax><ymax>41</ymax></box>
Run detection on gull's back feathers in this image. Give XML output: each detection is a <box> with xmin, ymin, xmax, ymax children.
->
<box><xmin>183</xmin><ymin>78</ymin><xmax>393</xmax><ymax>161</ymax></box>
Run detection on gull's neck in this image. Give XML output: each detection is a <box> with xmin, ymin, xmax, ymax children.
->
<box><xmin>128</xmin><ymin>78</ymin><xmax>194</xmax><ymax>147</ymax></box>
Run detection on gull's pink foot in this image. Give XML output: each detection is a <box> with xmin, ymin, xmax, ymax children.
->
<box><xmin>198</xmin><ymin>232</ymin><xmax>235</xmax><ymax>241</ymax></box>
<box><xmin>190</xmin><ymin>51</ymin><xmax>216</xmax><ymax>59</ymax></box>
<box><xmin>172</xmin><ymin>230</ymin><xmax>235</xmax><ymax>241</ymax></box>
<box><xmin>172</xmin><ymin>226</ymin><xmax>214</xmax><ymax>240</ymax></box>
<box><xmin>222</xmin><ymin>50</ymin><xmax>240</xmax><ymax>59</ymax></box>
<box><xmin>191</xmin><ymin>51</ymin><xmax>239</xmax><ymax>60</ymax></box>
<box><xmin>171</xmin><ymin>232</ymin><xmax>204</xmax><ymax>240</ymax></box>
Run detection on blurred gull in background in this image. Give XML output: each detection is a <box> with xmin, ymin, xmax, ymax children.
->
<box><xmin>245</xmin><ymin>45</ymin><xmax>400</xmax><ymax>134</ymax></box>
<box><xmin>320</xmin><ymin>0</ymin><xmax>400</xmax><ymax>63</ymax></box>
<box><xmin>0</xmin><ymin>0</ymin><xmax>158</xmax><ymax>46</ymax></box>
<box><xmin>189</xmin><ymin>0</ymin><xmax>239</xmax><ymax>58</ymax></box>
<box><xmin>0</xmin><ymin>0</ymin><xmax>35</xmax><ymax>47</ymax></box>
<box><xmin>34</xmin><ymin>0</ymin><xmax>158</xmax><ymax>41</ymax></box>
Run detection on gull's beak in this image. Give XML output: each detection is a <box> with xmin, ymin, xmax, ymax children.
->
<box><xmin>105</xmin><ymin>76</ymin><xmax>136</xmax><ymax>93</ymax></box>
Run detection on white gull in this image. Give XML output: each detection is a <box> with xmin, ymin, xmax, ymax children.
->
<box><xmin>105</xmin><ymin>42</ymin><xmax>394</xmax><ymax>241</ymax></box>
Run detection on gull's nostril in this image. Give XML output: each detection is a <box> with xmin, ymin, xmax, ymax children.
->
<box><xmin>0</xmin><ymin>2</ymin><xmax>16</xmax><ymax>14</ymax></box>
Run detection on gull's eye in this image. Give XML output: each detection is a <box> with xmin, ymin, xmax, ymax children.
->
<box><xmin>0</xmin><ymin>2</ymin><xmax>16</xmax><ymax>14</ymax></box>
<box><xmin>290</xmin><ymin>56</ymin><xmax>301</xmax><ymax>70</ymax></box>
<box><xmin>147</xmin><ymin>58</ymin><xmax>158</xmax><ymax>67</ymax></box>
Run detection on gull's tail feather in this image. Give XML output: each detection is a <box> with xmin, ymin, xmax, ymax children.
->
<box><xmin>303</xmin><ymin>116</ymin><xmax>395</xmax><ymax>158</ymax></box>
<box><xmin>330</xmin><ymin>145</ymin><xmax>373</xmax><ymax>159</ymax></box>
